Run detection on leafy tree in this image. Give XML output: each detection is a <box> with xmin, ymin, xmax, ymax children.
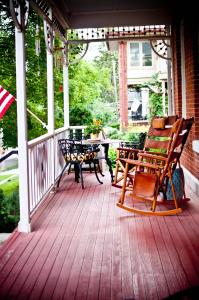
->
<box><xmin>0</xmin><ymin>6</ymin><xmax>119</xmax><ymax>148</ymax></box>
<box><xmin>69</xmin><ymin>106</ymin><xmax>93</xmax><ymax>126</ymax></box>
<box><xmin>0</xmin><ymin>1</ymin><xmax>17</xmax><ymax>148</ymax></box>
<box><xmin>68</xmin><ymin>42</ymin><xmax>119</xmax><ymax>127</ymax></box>
<box><xmin>69</xmin><ymin>60</ymin><xmax>102</xmax><ymax>106</ymax></box>
<box><xmin>91</xmin><ymin>43</ymin><xmax>119</xmax><ymax>125</ymax></box>
<box><xmin>0</xmin><ymin>6</ymin><xmax>48</xmax><ymax>147</ymax></box>
<box><xmin>148</xmin><ymin>92</ymin><xmax>163</xmax><ymax>118</ymax></box>
<box><xmin>143</xmin><ymin>73</ymin><xmax>167</xmax><ymax>120</ymax></box>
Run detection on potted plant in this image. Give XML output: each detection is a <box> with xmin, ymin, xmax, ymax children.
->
<box><xmin>85</xmin><ymin>119</ymin><xmax>103</xmax><ymax>139</ymax></box>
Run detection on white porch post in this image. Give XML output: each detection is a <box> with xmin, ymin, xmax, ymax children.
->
<box><xmin>44</xmin><ymin>8</ymin><xmax>55</xmax><ymax>186</ymax></box>
<box><xmin>141</xmin><ymin>88</ymin><xmax>149</xmax><ymax>118</ymax></box>
<box><xmin>167</xmin><ymin>59</ymin><xmax>174</xmax><ymax>115</ymax></box>
<box><xmin>162</xmin><ymin>80</ymin><xmax>166</xmax><ymax>115</ymax></box>
<box><xmin>15</xmin><ymin>27</ymin><xmax>31</xmax><ymax>233</ymax></box>
<box><xmin>46</xmin><ymin>46</ymin><xmax>55</xmax><ymax>186</ymax></box>
<box><xmin>63</xmin><ymin>45</ymin><xmax>70</xmax><ymax>128</ymax></box>
<box><xmin>47</xmin><ymin>50</ymin><xmax>54</xmax><ymax>134</ymax></box>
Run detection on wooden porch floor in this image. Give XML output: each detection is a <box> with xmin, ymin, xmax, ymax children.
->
<box><xmin>1</xmin><ymin>172</ymin><xmax>199</xmax><ymax>300</ymax></box>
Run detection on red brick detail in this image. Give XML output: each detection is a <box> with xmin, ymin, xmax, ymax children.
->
<box><xmin>172</xmin><ymin>20</ymin><xmax>199</xmax><ymax>180</ymax></box>
<box><xmin>119</xmin><ymin>41</ymin><xmax>128</xmax><ymax>129</ymax></box>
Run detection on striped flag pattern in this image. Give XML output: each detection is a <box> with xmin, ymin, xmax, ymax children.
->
<box><xmin>0</xmin><ymin>85</ymin><xmax>15</xmax><ymax>119</ymax></box>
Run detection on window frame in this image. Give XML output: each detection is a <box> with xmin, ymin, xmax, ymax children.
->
<box><xmin>128</xmin><ymin>41</ymin><xmax>153</xmax><ymax>68</ymax></box>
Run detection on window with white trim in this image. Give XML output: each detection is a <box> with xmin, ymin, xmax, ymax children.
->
<box><xmin>129</xmin><ymin>41</ymin><xmax>152</xmax><ymax>67</ymax></box>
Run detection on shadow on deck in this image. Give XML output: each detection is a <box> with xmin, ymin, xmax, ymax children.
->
<box><xmin>0</xmin><ymin>172</ymin><xmax>199</xmax><ymax>300</ymax></box>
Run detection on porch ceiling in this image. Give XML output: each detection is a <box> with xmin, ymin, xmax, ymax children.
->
<box><xmin>48</xmin><ymin>0</ymin><xmax>175</xmax><ymax>29</ymax></box>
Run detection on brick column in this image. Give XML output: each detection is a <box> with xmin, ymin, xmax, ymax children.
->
<box><xmin>119</xmin><ymin>41</ymin><xmax>128</xmax><ymax>129</ymax></box>
<box><xmin>172</xmin><ymin>20</ymin><xmax>199</xmax><ymax>180</ymax></box>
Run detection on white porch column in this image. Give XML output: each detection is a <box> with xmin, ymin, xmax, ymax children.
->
<box><xmin>63</xmin><ymin>45</ymin><xmax>69</xmax><ymax>128</ymax></box>
<box><xmin>46</xmin><ymin>43</ymin><xmax>55</xmax><ymax>187</ymax></box>
<box><xmin>167</xmin><ymin>49</ymin><xmax>174</xmax><ymax>115</ymax></box>
<box><xmin>15</xmin><ymin>27</ymin><xmax>31</xmax><ymax>233</ymax></box>
<box><xmin>141</xmin><ymin>88</ymin><xmax>149</xmax><ymax>118</ymax></box>
<box><xmin>162</xmin><ymin>80</ymin><xmax>166</xmax><ymax>115</ymax></box>
<box><xmin>44</xmin><ymin>8</ymin><xmax>55</xmax><ymax>186</ymax></box>
<box><xmin>47</xmin><ymin>51</ymin><xmax>54</xmax><ymax>134</ymax></box>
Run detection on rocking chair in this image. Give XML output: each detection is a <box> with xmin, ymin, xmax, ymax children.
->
<box><xmin>116</xmin><ymin>117</ymin><xmax>194</xmax><ymax>216</ymax></box>
<box><xmin>112</xmin><ymin>115</ymin><xmax>178</xmax><ymax>189</ymax></box>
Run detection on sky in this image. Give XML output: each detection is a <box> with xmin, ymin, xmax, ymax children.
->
<box><xmin>83</xmin><ymin>42</ymin><xmax>102</xmax><ymax>61</ymax></box>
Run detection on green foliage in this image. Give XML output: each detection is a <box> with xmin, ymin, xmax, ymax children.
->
<box><xmin>0</xmin><ymin>174</ymin><xmax>10</xmax><ymax>181</ymax></box>
<box><xmin>107</xmin><ymin>125</ymin><xmax>148</xmax><ymax>143</ymax></box>
<box><xmin>69</xmin><ymin>106</ymin><xmax>93</xmax><ymax>125</ymax></box>
<box><xmin>25</xmin><ymin>10</ymin><xmax>48</xmax><ymax>139</ymax></box>
<box><xmin>1</xmin><ymin>176</ymin><xmax>19</xmax><ymax>197</ymax></box>
<box><xmin>148</xmin><ymin>92</ymin><xmax>163</xmax><ymax>119</ymax></box>
<box><xmin>143</xmin><ymin>72</ymin><xmax>166</xmax><ymax>120</ymax></box>
<box><xmin>69</xmin><ymin>60</ymin><xmax>101</xmax><ymax>106</ymax></box>
<box><xmin>0</xmin><ymin>102</ymin><xmax>17</xmax><ymax>148</ymax></box>
<box><xmin>109</xmin><ymin>122</ymin><xmax>120</xmax><ymax>130</ymax></box>
<box><xmin>69</xmin><ymin>43</ymin><xmax>119</xmax><ymax>127</ymax></box>
<box><xmin>0</xmin><ymin>9</ymin><xmax>119</xmax><ymax>148</ymax></box>
<box><xmin>0</xmin><ymin>4</ymin><xmax>17</xmax><ymax>148</ymax></box>
<box><xmin>0</xmin><ymin>8</ymin><xmax>48</xmax><ymax>148</ymax></box>
<box><xmin>85</xmin><ymin>119</ymin><xmax>103</xmax><ymax>135</ymax></box>
<box><xmin>108</xmin><ymin>147</ymin><xmax>117</xmax><ymax>168</ymax></box>
<box><xmin>0</xmin><ymin>188</ymin><xmax>19</xmax><ymax>232</ymax></box>
<box><xmin>54</xmin><ymin>70</ymin><xmax>64</xmax><ymax>129</ymax></box>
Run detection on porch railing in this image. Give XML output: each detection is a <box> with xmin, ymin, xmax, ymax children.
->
<box><xmin>27</xmin><ymin>126</ymin><xmax>86</xmax><ymax>216</ymax></box>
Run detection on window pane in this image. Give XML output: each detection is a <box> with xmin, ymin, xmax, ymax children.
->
<box><xmin>142</xmin><ymin>42</ymin><xmax>152</xmax><ymax>66</ymax></box>
<box><xmin>130</xmin><ymin>43</ymin><xmax>140</xmax><ymax>66</ymax></box>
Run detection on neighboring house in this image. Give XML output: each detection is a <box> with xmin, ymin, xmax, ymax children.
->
<box><xmin>109</xmin><ymin>39</ymin><xmax>168</xmax><ymax>127</ymax></box>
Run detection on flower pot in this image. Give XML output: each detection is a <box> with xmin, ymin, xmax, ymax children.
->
<box><xmin>91</xmin><ymin>133</ymin><xmax>100</xmax><ymax>140</ymax></box>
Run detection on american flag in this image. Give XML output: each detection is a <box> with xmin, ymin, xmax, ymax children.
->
<box><xmin>0</xmin><ymin>85</ymin><xmax>15</xmax><ymax>119</ymax></box>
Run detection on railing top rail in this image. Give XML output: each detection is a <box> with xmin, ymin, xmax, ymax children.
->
<box><xmin>0</xmin><ymin>150</ymin><xmax>18</xmax><ymax>163</ymax></box>
<box><xmin>28</xmin><ymin>132</ymin><xmax>55</xmax><ymax>148</ymax></box>
<box><xmin>69</xmin><ymin>125</ymin><xmax>87</xmax><ymax>130</ymax></box>
<box><xmin>28</xmin><ymin>126</ymin><xmax>87</xmax><ymax>148</ymax></box>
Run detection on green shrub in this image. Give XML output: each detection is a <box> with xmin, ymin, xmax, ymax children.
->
<box><xmin>109</xmin><ymin>122</ymin><xmax>120</xmax><ymax>130</ymax></box>
<box><xmin>108</xmin><ymin>147</ymin><xmax>117</xmax><ymax>168</ymax></box>
<box><xmin>0</xmin><ymin>188</ymin><xmax>19</xmax><ymax>233</ymax></box>
<box><xmin>69</xmin><ymin>106</ymin><xmax>93</xmax><ymax>125</ymax></box>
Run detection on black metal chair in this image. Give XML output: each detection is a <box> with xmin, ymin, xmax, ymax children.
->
<box><xmin>57</xmin><ymin>139</ymin><xmax>103</xmax><ymax>189</ymax></box>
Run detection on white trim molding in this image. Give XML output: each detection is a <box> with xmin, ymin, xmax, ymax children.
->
<box><xmin>183</xmin><ymin>166</ymin><xmax>199</xmax><ymax>198</ymax></box>
<box><xmin>192</xmin><ymin>140</ymin><xmax>199</xmax><ymax>153</ymax></box>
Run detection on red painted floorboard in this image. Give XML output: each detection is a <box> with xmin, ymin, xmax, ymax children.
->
<box><xmin>0</xmin><ymin>172</ymin><xmax>199</xmax><ymax>299</ymax></box>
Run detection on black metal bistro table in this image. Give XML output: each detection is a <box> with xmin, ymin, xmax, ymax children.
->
<box><xmin>82</xmin><ymin>139</ymin><xmax>120</xmax><ymax>182</ymax></box>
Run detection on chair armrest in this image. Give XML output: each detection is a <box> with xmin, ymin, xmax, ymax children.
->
<box><xmin>117</xmin><ymin>147</ymin><xmax>141</xmax><ymax>153</ymax></box>
<box><xmin>121</xmin><ymin>158</ymin><xmax>163</xmax><ymax>170</ymax></box>
<box><xmin>138</xmin><ymin>152</ymin><xmax>167</xmax><ymax>161</ymax></box>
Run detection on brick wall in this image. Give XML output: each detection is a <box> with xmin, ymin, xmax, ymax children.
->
<box><xmin>172</xmin><ymin>20</ymin><xmax>199</xmax><ymax>180</ymax></box>
<box><xmin>119</xmin><ymin>41</ymin><xmax>128</xmax><ymax>129</ymax></box>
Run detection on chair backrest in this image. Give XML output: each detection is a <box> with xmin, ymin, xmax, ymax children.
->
<box><xmin>58</xmin><ymin>138</ymin><xmax>98</xmax><ymax>163</ymax></box>
<box><xmin>58</xmin><ymin>139</ymin><xmax>75</xmax><ymax>161</ymax></box>
<box><xmin>143</xmin><ymin>115</ymin><xmax>178</xmax><ymax>155</ymax></box>
<box><xmin>168</xmin><ymin>117</ymin><xmax>194</xmax><ymax>164</ymax></box>
<box><xmin>159</xmin><ymin>117</ymin><xmax>194</xmax><ymax>184</ymax></box>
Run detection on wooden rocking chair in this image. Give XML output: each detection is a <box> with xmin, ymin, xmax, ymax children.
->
<box><xmin>116</xmin><ymin>117</ymin><xmax>194</xmax><ymax>216</ymax></box>
<box><xmin>112</xmin><ymin>115</ymin><xmax>178</xmax><ymax>189</ymax></box>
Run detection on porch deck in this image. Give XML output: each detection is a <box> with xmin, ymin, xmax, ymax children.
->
<box><xmin>0</xmin><ymin>172</ymin><xmax>199</xmax><ymax>300</ymax></box>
